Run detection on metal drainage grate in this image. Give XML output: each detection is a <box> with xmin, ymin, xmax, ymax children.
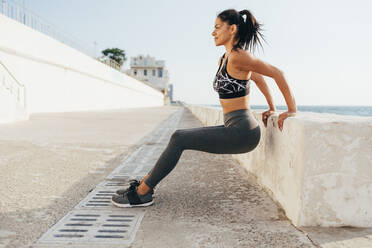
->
<box><xmin>33</xmin><ymin>109</ymin><xmax>184</xmax><ymax>248</ymax></box>
<box><xmin>76</xmin><ymin>188</ymin><xmax>117</xmax><ymax>209</ymax></box>
<box><xmin>107</xmin><ymin>174</ymin><xmax>145</xmax><ymax>181</ymax></box>
<box><xmin>107</xmin><ymin>145</ymin><xmax>166</xmax><ymax>180</ymax></box>
<box><xmin>35</xmin><ymin>210</ymin><xmax>145</xmax><ymax>247</ymax></box>
<box><xmin>119</xmin><ymin>108</ymin><xmax>181</xmax><ymax>149</ymax></box>
<box><xmin>128</xmin><ymin>108</ymin><xmax>183</xmax><ymax>150</ymax></box>
<box><xmin>107</xmin><ymin>109</ymin><xmax>183</xmax><ymax>181</ymax></box>
<box><xmin>96</xmin><ymin>180</ymin><xmax>130</xmax><ymax>188</ymax></box>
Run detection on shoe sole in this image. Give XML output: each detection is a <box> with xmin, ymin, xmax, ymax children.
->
<box><xmin>110</xmin><ymin>198</ymin><xmax>154</xmax><ymax>208</ymax></box>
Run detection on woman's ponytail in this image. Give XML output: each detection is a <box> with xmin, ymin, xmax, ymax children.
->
<box><xmin>217</xmin><ymin>9</ymin><xmax>266</xmax><ymax>53</ymax></box>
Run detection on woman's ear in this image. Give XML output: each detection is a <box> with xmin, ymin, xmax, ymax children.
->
<box><xmin>230</xmin><ymin>24</ymin><xmax>238</xmax><ymax>36</ymax></box>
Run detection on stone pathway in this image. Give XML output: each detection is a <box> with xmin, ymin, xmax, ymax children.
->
<box><xmin>33</xmin><ymin>107</ymin><xmax>315</xmax><ymax>247</ymax></box>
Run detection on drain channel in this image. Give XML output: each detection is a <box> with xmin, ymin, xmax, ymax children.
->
<box><xmin>34</xmin><ymin>108</ymin><xmax>184</xmax><ymax>248</ymax></box>
<box><xmin>35</xmin><ymin>209</ymin><xmax>145</xmax><ymax>247</ymax></box>
<box><xmin>107</xmin><ymin>108</ymin><xmax>183</xmax><ymax>181</ymax></box>
<box><xmin>77</xmin><ymin>188</ymin><xmax>116</xmax><ymax>209</ymax></box>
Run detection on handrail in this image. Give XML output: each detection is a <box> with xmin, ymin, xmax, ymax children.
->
<box><xmin>0</xmin><ymin>60</ymin><xmax>24</xmax><ymax>88</ymax></box>
<box><xmin>0</xmin><ymin>0</ymin><xmax>122</xmax><ymax>72</ymax></box>
<box><xmin>0</xmin><ymin>45</ymin><xmax>161</xmax><ymax>98</ymax></box>
<box><xmin>0</xmin><ymin>59</ymin><xmax>26</xmax><ymax>108</ymax></box>
<box><xmin>0</xmin><ymin>0</ymin><xmax>94</xmax><ymax>57</ymax></box>
<box><xmin>96</xmin><ymin>57</ymin><xmax>121</xmax><ymax>71</ymax></box>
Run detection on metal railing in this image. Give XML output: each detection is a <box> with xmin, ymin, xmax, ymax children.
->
<box><xmin>0</xmin><ymin>0</ymin><xmax>122</xmax><ymax>71</ymax></box>
<box><xmin>0</xmin><ymin>60</ymin><xmax>26</xmax><ymax>109</ymax></box>
<box><xmin>96</xmin><ymin>57</ymin><xmax>122</xmax><ymax>71</ymax></box>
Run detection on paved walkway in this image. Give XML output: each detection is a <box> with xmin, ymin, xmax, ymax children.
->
<box><xmin>1</xmin><ymin>105</ymin><xmax>371</xmax><ymax>247</ymax></box>
<box><xmin>0</xmin><ymin>106</ymin><xmax>180</xmax><ymax>248</ymax></box>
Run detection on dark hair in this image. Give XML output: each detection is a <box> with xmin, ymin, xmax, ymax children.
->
<box><xmin>217</xmin><ymin>9</ymin><xmax>266</xmax><ymax>53</ymax></box>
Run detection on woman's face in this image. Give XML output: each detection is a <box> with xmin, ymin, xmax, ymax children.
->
<box><xmin>211</xmin><ymin>17</ymin><xmax>234</xmax><ymax>46</ymax></box>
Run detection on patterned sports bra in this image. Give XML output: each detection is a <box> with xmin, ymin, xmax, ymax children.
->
<box><xmin>213</xmin><ymin>53</ymin><xmax>251</xmax><ymax>99</ymax></box>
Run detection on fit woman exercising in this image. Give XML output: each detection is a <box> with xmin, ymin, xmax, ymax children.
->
<box><xmin>111</xmin><ymin>8</ymin><xmax>297</xmax><ymax>207</ymax></box>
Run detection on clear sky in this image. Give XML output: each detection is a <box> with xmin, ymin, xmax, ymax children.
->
<box><xmin>22</xmin><ymin>0</ymin><xmax>372</xmax><ymax>106</ymax></box>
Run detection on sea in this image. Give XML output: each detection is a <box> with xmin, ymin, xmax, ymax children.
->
<box><xmin>199</xmin><ymin>104</ymin><xmax>372</xmax><ymax>117</ymax></box>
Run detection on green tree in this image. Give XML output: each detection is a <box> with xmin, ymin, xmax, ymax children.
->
<box><xmin>101</xmin><ymin>48</ymin><xmax>126</xmax><ymax>67</ymax></box>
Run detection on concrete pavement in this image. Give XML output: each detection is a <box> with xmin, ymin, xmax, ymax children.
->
<box><xmin>1</xmin><ymin>105</ymin><xmax>371</xmax><ymax>247</ymax></box>
<box><xmin>0</xmin><ymin>106</ymin><xmax>180</xmax><ymax>248</ymax></box>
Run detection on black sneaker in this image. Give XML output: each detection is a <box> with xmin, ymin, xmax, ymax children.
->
<box><xmin>111</xmin><ymin>186</ymin><xmax>154</xmax><ymax>207</ymax></box>
<box><xmin>115</xmin><ymin>179</ymin><xmax>154</xmax><ymax>196</ymax></box>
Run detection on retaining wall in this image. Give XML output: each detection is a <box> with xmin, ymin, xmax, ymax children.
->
<box><xmin>186</xmin><ymin>104</ymin><xmax>372</xmax><ymax>227</ymax></box>
<box><xmin>0</xmin><ymin>14</ymin><xmax>163</xmax><ymax>123</ymax></box>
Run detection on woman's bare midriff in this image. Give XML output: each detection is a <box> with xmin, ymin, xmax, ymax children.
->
<box><xmin>220</xmin><ymin>95</ymin><xmax>251</xmax><ymax>114</ymax></box>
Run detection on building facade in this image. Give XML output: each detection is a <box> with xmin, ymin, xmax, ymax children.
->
<box><xmin>125</xmin><ymin>55</ymin><xmax>173</xmax><ymax>105</ymax></box>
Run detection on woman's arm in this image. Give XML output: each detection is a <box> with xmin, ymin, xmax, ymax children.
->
<box><xmin>231</xmin><ymin>52</ymin><xmax>297</xmax><ymax>113</ymax></box>
<box><xmin>251</xmin><ymin>72</ymin><xmax>276</xmax><ymax>111</ymax></box>
<box><xmin>251</xmin><ymin>71</ymin><xmax>277</xmax><ymax>127</ymax></box>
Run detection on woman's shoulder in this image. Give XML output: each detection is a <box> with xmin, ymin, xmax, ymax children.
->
<box><xmin>230</xmin><ymin>49</ymin><xmax>255</xmax><ymax>71</ymax></box>
<box><xmin>230</xmin><ymin>49</ymin><xmax>254</xmax><ymax>65</ymax></box>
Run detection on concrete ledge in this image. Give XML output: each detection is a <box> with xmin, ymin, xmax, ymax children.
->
<box><xmin>185</xmin><ymin>104</ymin><xmax>372</xmax><ymax>227</ymax></box>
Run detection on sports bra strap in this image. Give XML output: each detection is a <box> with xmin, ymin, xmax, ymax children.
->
<box><xmin>222</xmin><ymin>53</ymin><xmax>230</xmax><ymax>70</ymax></box>
<box><xmin>219</xmin><ymin>53</ymin><xmax>225</xmax><ymax>66</ymax></box>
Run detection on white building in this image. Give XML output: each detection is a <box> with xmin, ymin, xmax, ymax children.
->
<box><xmin>125</xmin><ymin>54</ymin><xmax>169</xmax><ymax>92</ymax></box>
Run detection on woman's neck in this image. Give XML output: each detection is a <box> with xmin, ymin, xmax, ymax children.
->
<box><xmin>224</xmin><ymin>39</ymin><xmax>239</xmax><ymax>57</ymax></box>
<box><xmin>224</xmin><ymin>46</ymin><xmax>233</xmax><ymax>57</ymax></box>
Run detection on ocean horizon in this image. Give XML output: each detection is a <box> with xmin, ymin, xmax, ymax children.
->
<box><xmin>194</xmin><ymin>104</ymin><xmax>372</xmax><ymax>117</ymax></box>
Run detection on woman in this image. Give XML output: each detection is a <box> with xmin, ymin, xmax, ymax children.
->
<box><xmin>111</xmin><ymin>8</ymin><xmax>297</xmax><ymax>207</ymax></box>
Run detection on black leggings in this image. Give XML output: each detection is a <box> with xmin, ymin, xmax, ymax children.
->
<box><xmin>144</xmin><ymin>109</ymin><xmax>261</xmax><ymax>189</ymax></box>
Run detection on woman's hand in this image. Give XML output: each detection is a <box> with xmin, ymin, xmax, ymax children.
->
<box><xmin>278</xmin><ymin>111</ymin><xmax>296</xmax><ymax>131</ymax></box>
<box><xmin>262</xmin><ymin>109</ymin><xmax>276</xmax><ymax>127</ymax></box>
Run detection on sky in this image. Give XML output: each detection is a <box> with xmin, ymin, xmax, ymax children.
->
<box><xmin>18</xmin><ymin>0</ymin><xmax>372</xmax><ymax>106</ymax></box>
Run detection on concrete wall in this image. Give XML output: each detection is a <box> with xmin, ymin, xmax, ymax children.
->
<box><xmin>0</xmin><ymin>14</ymin><xmax>163</xmax><ymax>123</ymax></box>
<box><xmin>185</xmin><ymin>104</ymin><xmax>372</xmax><ymax>228</ymax></box>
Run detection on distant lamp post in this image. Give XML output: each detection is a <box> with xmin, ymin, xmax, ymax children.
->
<box><xmin>23</xmin><ymin>0</ymin><xmax>26</xmax><ymax>24</ymax></box>
<box><xmin>93</xmin><ymin>41</ymin><xmax>98</xmax><ymax>58</ymax></box>
<box><xmin>1</xmin><ymin>0</ymin><xmax>6</xmax><ymax>15</ymax></box>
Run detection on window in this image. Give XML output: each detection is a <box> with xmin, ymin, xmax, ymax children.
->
<box><xmin>152</xmin><ymin>69</ymin><xmax>155</xmax><ymax>76</ymax></box>
<box><xmin>158</xmin><ymin>68</ymin><xmax>163</xmax><ymax>78</ymax></box>
<box><xmin>134</xmin><ymin>69</ymin><xmax>137</xmax><ymax>75</ymax></box>
<box><xmin>144</xmin><ymin>69</ymin><xmax>147</xmax><ymax>76</ymax></box>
